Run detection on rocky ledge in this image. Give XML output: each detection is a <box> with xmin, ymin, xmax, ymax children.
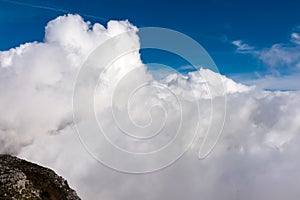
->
<box><xmin>0</xmin><ymin>154</ymin><xmax>81</xmax><ymax>200</ymax></box>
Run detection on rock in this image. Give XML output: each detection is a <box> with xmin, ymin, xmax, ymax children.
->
<box><xmin>0</xmin><ymin>154</ymin><xmax>81</xmax><ymax>200</ymax></box>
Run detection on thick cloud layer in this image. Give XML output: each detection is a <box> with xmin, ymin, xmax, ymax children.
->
<box><xmin>0</xmin><ymin>14</ymin><xmax>300</xmax><ymax>200</ymax></box>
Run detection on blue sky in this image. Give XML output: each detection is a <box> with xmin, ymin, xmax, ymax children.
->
<box><xmin>1</xmin><ymin>0</ymin><xmax>300</xmax><ymax>88</ymax></box>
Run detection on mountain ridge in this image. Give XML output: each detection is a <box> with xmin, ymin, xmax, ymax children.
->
<box><xmin>0</xmin><ymin>154</ymin><xmax>81</xmax><ymax>200</ymax></box>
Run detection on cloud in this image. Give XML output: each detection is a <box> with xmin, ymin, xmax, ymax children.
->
<box><xmin>291</xmin><ymin>32</ymin><xmax>300</xmax><ymax>44</ymax></box>
<box><xmin>259</xmin><ymin>44</ymin><xmax>300</xmax><ymax>71</ymax></box>
<box><xmin>290</xmin><ymin>26</ymin><xmax>300</xmax><ymax>45</ymax></box>
<box><xmin>232</xmin><ymin>40</ymin><xmax>254</xmax><ymax>53</ymax></box>
<box><xmin>233</xmin><ymin>28</ymin><xmax>300</xmax><ymax>73</ymax></box>
<box><xmin>230</xmin><ymin>72</ymin><xmax>300</xmax><ymax>91</ymax></box>
<box><xmin>232</xmin><ymin>28</ymin><xmax>300</xmax><ymax>89</ymax></box>
<box><xmin>0</xmin><ymin>14</ymin><xmax>300</xmax><ymax>200</ymax></box>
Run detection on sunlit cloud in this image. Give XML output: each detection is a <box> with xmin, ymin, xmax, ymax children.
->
<box><xmin>0</xmin><ymin>14</ymin><xmax>300</xmax><ymax>200</ymax></box>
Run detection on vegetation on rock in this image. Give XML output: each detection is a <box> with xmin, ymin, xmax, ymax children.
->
<box><xmin>0</xmin><ymin>154</ymin><xmax>81</xmax><ymax>200</ymax></box>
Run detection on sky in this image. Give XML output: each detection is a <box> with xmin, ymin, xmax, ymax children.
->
<box><xmin>1</xmin><ymin>0</ymin><xmax>300</xmax><ymax>83</ymax></box>
<box><xmin>0</xmin><ymin>1</ymin><xmax>300</xmax><ymax>200</ymax></box>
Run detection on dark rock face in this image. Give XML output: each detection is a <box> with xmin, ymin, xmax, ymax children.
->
<box><xmin>0</xmin><ymin>154</ymin><xmax>81</xmax><ymax>200</ymax></box>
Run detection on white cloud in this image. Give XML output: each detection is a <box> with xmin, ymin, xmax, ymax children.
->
<box><xmin>232</xmin><ymin>40</ymin><xmax>254</xmax><ymax>52</ymax></box>
<box><xmin>233</xmin><ymin>29</ymin><xmax>300</xmax><ymax>72</ymax></box>
<box><xmin>290</xmin><ymin>26</ymin><xmax>300</xmax><ymax>45</ymax></box>
<box><xmin>259</xmin><ymin>44</ymin><xmax>300</xmax><ymax>71</ymax></box>
<box><xmin>291</xmin><ymin>32</ymin><xmax>300</xmax><ymax>44</ymax></box>
<box><xmin>229</xmin><ymin>72</ymin><xmax>300</xmax><ymax>91</ymax></box>
<box><xmin>232</xmin><ymin>29</ymin><xmax>300</xmax><ymax>88</ymax></box>
<box><xmin>0</xmin><ymin>14</ymin><xmax>300</xmax><ymax>200</ymax></box>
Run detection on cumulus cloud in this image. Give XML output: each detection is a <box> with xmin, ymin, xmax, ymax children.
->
<box><xmin>0</xmin><ymin>14</ymin><xmax>300</xmax><ymax>200</ymax></box>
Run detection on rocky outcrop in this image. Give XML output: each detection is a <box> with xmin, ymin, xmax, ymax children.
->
<box><xmin>0</xmin><ymin>154</ymin><xmax>81</xmax><ymax>200</ymax></box>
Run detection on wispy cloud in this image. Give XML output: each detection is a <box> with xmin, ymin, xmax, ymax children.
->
<box><xmin>229</xmin><ymin>27</ymin><xmax>300</xmax><ymax>90</ymax></box>
<box><xmin>259</xmin><ymin>28</ymin><xmax>300</xmax><ymax>72</ymax></box>
<box><xmin>259</xmin><ymin>44</ymin><xmax>300</xmax><ymax>71</ymax></box>
<box><xmin>0</xmin><ymin>0</ymin><xmax>108</xmax><ymax>22</ymax></box>
<box><xmin>231</xmin><ymin>72</ymin><xmax>300</xmax><ymax>91</ymax></box>
<box><xmin>233</xmin><ymin>27</ymin><xmax>300</xmax><ymax>74</ymax></box>
<box><xmin>232</xmin><ymin>40</ymin><xmax>255</xmax><ymax>53</ymax></box>
<box><xmin>291</xmin><ymin>32</ymin><xmax>300</xmax><ymax>44</ymax></box>
<box><xmin>290</xmin><ymin>26</ymin><xmax>300</xmax><ymax>44</ymax></box>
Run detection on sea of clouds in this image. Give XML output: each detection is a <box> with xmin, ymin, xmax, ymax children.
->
<box><xmin>0</xmin><ymin>14</ymin><xmax>300</xmax><ymax>200</ymax></box>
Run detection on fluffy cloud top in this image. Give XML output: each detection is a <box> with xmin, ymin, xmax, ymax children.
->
<box><xmin>0</xmin><ymin>14</ymin><xmax>300</xmax><ymax>200</ymax></box>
